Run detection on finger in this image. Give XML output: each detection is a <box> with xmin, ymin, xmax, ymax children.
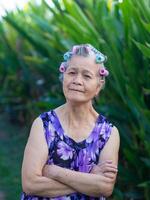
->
<box><xmin>98</xmin><ymin>163</ymin><xmax>118</xmax><ymax>170</ymax></box>
<box><xmin>103</xmin><ymin>174</ymin><xmax>115</xmax><ymax>183</ymax></box>
<box><xmin>104</xmin><ymin>166</ymin><xmax>118</xmax><ymax>173</ymax></box>
<box><xmin>98</xmin><ymin>160</ymin><xmax>117</xmax><ymax>165</ymax></box>
<box><xmin>107</xmin><ymin>164</ymin><xmax>118</xmax><ymax>169</ymax></box>
<box><xmin>104</xmin><ymin>172</ymin><xmax>117</xmax><ymax>179</ymax></box>
<box><xmin>98</xmin><ymin>160</ymin><xmax>113</xmax><ymax>165</ymax></box>
<box><xmin>97</xmin><ymin>164</ymin><xmax>118</xmax><ymax>172</ymax></box>
<box><xmin>106</xmin><ymin>164</ymin><xmax>118</xmax><ymax>170</ymax></box>
<box><xmin>98</xmin><ymin>162</ymin><xmax>118</xmax><ymax>169</ymax></box>
<box><xmin>98</xmin><ymin>165</ymin><xmax>118</xmax><ymax>174</ymax></box>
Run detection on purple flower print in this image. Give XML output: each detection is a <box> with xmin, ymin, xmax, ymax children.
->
<box><xmin>57</xmin><ymin>141</ymin><xmax>74</xmax><ymax>160</ymax></box>
<box><xmin>99</xmin><ymin>122</ymin><xmax>107</xmax><ymax>136</ymax></box>
<box><xmin>51</xmin><ymin>111</ymin><xmax>64</xmax><ymax>140</ymax></box>
<box><xmin>87</xmin><ymin>141</ymin><xmax>99</xmax><ymax>161</ymax></box>
<box><xmin>76</xmin><ymin>149</ymin><xmax>92</xmax><ymax>172</ymax></box>
<box><xmin>40</xmin><ymin>112</ymin><xmax>50</xmax><ymax>128</ymax></box>
<box><xmin>86</xmin><ymin>130</ymin><xmax>98</xmax><ymax>143</ymax></box>
<box><xmin>105</xmin><ymin>123</ymin><xmax>113</xmax><ymax>138</ymax></box>
<box><xmin>22</xmin><ymin>110</ymin><xmax>111</xmax><ymax>200</ymax></box>
<box><xmin>46</xmin><ymin>157</ymin><xmax>53</xmax><ymax>165</ymax></box>
<box><xmin>21</xmin><ymin>194</ymin><xmax>41</xmax><ymax>200</ymax></box>
<box><xmin>86</xmin><ymin>123</ymin><xmax>103</xmax><ymax>144</ymax></box>
<box><xmin>51</xmin><ymin>197</ymin><xmax>71</xmax><ymax>200</ymax></box>
<box><xmin>47</xmin><ymin>123</ymin><xmax>56</xmax><ymax>143</ymax></box>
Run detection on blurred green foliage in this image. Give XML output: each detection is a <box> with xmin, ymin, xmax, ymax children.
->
<box><xmin>0</xmin><ymin>114</ymin><xmax>28</xmax><ymax>200</ymax></box>
<box><xmin>0</xmin><ymin>0</ymin><xmax>150</xmax><ymax>199</ymax></box>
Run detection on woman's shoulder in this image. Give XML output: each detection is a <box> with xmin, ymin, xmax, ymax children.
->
<box><xmin>37</xmin><ymin>106</ymin><xmax>62</xmax><ymax>128</ymax></box>
<box><xmin>99</xmin><ymin>113</ymin><xmax>113</xmax><ymax>126</ymax></box>
<box><xmin>98</xmin><ymin>114</ymin><xmax>119</xmax><ymax>138</ymax></box>
<box><xmin>111</xmin><ymin>125</ymin><xmax>120</xmax><ymax>139</ymax></box>
<box><xmin>103</xmin><ymin>124</ymin><xmax>120</xmax><ymax>151</ymax></box>
<box><xmin>39</xmin><ymin>109</ymin><xmax>52</xmax><ymax>119</ymax></box>
<box><xmin>38</xmin><ymin>105</ymin><xmax>63</xmax><ymax>117</ymax></box>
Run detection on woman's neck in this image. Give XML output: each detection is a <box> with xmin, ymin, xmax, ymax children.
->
<box><xmin>58</xmin><ymin>101</ymin><xmax>98</xmax><ymax>128</ymax></box>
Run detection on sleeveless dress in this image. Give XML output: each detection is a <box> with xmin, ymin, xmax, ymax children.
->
<box><xmin>21</xmin><ymin>110</ymin><xmax>113</xmax><ymax>200</ymax></box>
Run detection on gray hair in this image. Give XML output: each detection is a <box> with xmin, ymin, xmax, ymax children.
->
<box><xmin>59</xmin><ymin>44</ymin><xmax>108</xmax><ymax>89</ymax></box>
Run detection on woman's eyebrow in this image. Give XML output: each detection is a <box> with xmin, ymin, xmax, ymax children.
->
<box><xmin>67</xmin><ymin>67</ymin><xmax>94</xmax><ymax>76</ymax></box>
<box><xmin>67</xmin><ymin>67</ymin><xmax>77</xmax><ymax>71</ymax></box>
<box><xmin>83</xmin><ymin>70</ymin><xmax>94</xmax><ymax>76</ymax></box>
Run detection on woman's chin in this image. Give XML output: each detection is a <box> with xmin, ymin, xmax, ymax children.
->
<box><xmin>67</xmin><ymin>98</ymin><xmax>85</xmax><ymax>102</ymax></box>
<box><xmin>65</xmin><ymin>96</ymin><xmax>90</xmax><ymax>104</ymax></box>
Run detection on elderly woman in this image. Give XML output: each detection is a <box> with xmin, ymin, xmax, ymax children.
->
<box><xmin>21</xmin><ymin>44</ymin><xmax>120</xmax><ymax>200</ymax></box>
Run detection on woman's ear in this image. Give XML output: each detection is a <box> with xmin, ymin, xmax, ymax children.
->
<box><xmin>96</xmin><ymin>79</ymin><xmax>105</xmax><ymax>95</ymax></box>
<box><xmin>100</xmin><ymin>79</ymin><xmax>105</xmax><ymax>88</ymax></box>
<box><xmin>100</xmin><ymin>79</ymin><xmax>105</xmax><ymax>85</ymax></box>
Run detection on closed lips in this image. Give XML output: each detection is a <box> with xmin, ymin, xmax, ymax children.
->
<box><xmin>69</xmin><ymin>88</ymin><xmax>84</xmax><ymax>92</ymax></box>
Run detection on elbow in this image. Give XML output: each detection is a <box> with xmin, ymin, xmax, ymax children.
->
<box><xmin>22</xmin><ymin>186</ymin><xmax>32</xmax><ymax>195</ymax></box>
<box><xmin>96</xmin><ymin>180</ymin><xmax>115</xmax><ymax>198</ymax></box>
<box><xmin>101</xmin><ymin>184</ymin><xmax>114</xmax><ymax>197</ymax></box>
<box><xmin>22</xmin><ymin>179</ymin><xmax>33</xmax><ymax>195</ymax></box>
<box><xmin>22</xmin><ymin>175</ymin><xmax>38</xmax><ymax>195</ymax></box>
<box><xmin>93</xmin><ymin>186</ymin><xmax>113</xmax><ymax>198</ymax></box>
<box><xmin>103</xmin><ymin>188</ymin><xmax>113</xmax><ymax>197</ymax></box>
<box><xmin>22</xmin><ymin>184</ymin><xmax>31</xmax><ymax>195</ymax></box>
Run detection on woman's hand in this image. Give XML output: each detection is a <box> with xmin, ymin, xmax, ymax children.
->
<box><xmin>42</xmin><ymin>164</ymin><xmax>60</xmax><ymax>179</ymax></box>
<box><xmin>91</xmin><ymin>160</ymin><xmax>118</xmax><ymax>179</ymax></box>
<box><xmin>43</xmin><ymin>161</ymin><xmax>118</xmax><ymax>180</ymax></box>
<box><xmin>42</xmin><ymin>164</ymin><xmax>50</xmax><ymax>178</ymax></box>
<box><xmin>42</xmin><ymin>163</ymin><xmax>117</xmax><ymax>197</ymax></box>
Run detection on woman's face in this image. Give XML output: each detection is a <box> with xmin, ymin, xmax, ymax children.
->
<box><xmin>62</xmin><ymin>55</ymin><xmax>104</xmax><ymax>104</ymax></box>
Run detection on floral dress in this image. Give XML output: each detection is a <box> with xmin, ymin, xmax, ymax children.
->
<box><xmin>21</xmin><ymin>110</ymin><xmax>113</xmax><ymax>200</ymax></box>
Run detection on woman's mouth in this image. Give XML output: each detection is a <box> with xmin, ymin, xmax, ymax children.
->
<box><xmin>69</xmin><ymin>88</ymin><xmax>84</xmax><ymax>93</ymax></box>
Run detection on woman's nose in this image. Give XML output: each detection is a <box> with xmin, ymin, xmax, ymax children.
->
<box><xmin>72</xmin><ymin>74</ymin><xmax>83</xmax><ymax>85</ymax></box>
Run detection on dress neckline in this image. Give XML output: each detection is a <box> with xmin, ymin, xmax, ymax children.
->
<box><xmin>51</xmin><ymin>110</ymin><xmax>102</xmax><ymax>145</ymax></box>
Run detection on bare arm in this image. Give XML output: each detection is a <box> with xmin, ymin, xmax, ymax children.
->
<box><xmin>21</xmin><ymin>117</ymin><xmax>75</xmax><ymax>197</ymax></box>
<box><xmin>93</xmin><ymin>125</ymin><xmax>120</xmax><ymax>196</ymax></box>
<box><xmin>43</xmin><ymin>164</ymin><xmax>114</xmax><ymax>197</ymax></box>
<box><xmin>42</xmin><ymin>126</ymin><xmax>120</xmax><ymax>197</ymax></box>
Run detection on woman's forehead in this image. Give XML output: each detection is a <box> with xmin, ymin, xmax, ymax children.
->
<box><xmin>68</xmin><ymin>55</ymin><xmax>102</xmax><ymax>71</ymax></box>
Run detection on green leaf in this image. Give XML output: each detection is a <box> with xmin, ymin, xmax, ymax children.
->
<box><xmin>133</xmin><ymin>40</ymin><xmax>150</xmax><ymax>58</ymax></box>
<box><xmin>138</xmin><ymin>181</ymin><xmax>150</xmax><ymax>188</ymax></box>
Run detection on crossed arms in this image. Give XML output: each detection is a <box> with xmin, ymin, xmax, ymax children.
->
<box><xmin>22</xmin><ymin>117</ymin><xmax>120</xmax><ymax>198</ymax></box>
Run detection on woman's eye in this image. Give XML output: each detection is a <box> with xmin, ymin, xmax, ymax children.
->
<box><xmin>84</xmin><ymin>75</ymin><xmax>91</xmax><ymax>79</ymax></box>
<box><xmin>68</xmin><ymin>71</ymin><xmax>75</xmax><ymax>75</ymax></box>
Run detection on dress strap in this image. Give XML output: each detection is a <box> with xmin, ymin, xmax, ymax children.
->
<box><xmin>97</xmin><ymin>116</ymin><xmax>114</xmax><ymax>151</ymax></box>
<box><xmin>39</xmin><ymin>111</ymin><xmax>56</xmax><ymax>148</ymax></box>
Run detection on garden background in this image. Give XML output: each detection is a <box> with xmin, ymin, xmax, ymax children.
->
<box><xmin>0</xmin><ymin>0</ymin><xmax>150</xmax><ymax>199</ymax></box>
